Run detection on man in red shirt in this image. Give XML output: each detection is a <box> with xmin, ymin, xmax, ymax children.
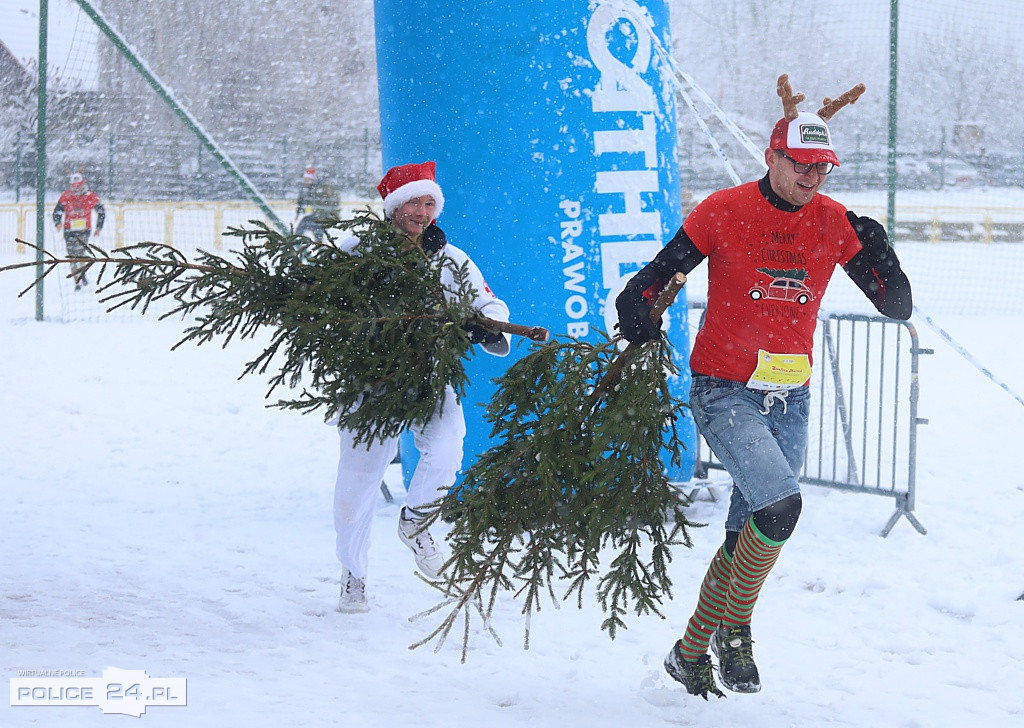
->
<box><xmin>616</xmin><ymin>82</ymin><xmax>911</xmax><ymax>698</ymax></box>
<box><xmin>53</xmin><ymin>171</ymin><xmax>105</xmax><ymax>290</ymax></box>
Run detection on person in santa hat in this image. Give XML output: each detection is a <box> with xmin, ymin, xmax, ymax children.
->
<box><xmin>617</xmin><ymin>77</ymin><xmax>913</xmax><ymax>698</ymax></box>
<box><xmin>331</xmin><ymin>160</ymin><xmax>511</xmax><ymax>613</ymax></box>
<box><xmin>53</xmin><ymin>170</ymin><xmax>106</xmax><ymax>290</ymax></box>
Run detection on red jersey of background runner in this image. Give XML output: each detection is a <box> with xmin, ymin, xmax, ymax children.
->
<box><xmin>685</xmin><ymin>180</ymin><xmax>862</xmax><ymax>384</ymax></box>
<box><xmin>55</xmin><ymin>189</ymin><xmax>102</xmax><ymax>232</ymax></box>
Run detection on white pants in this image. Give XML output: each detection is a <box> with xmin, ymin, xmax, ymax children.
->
<box><xmin>333</xmin><ymin>387</ymin><xmax>465</xmax><ymax>578</ymax></box>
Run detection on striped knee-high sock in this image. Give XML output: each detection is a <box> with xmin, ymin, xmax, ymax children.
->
<box><xmin>721</xmin><ymin>518</ymin><xmax>785</xmax><ymax>627</ymax></box>
<box><xmin>676</xmin><ymin>544</ymin><xmax>733</xmax><ymax>662</ymax></box>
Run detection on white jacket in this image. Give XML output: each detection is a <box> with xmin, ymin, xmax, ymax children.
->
<box><xmin>336</xmin><ymin>234</ymin><xmax>511</xmax><ymax>357</ymax></box>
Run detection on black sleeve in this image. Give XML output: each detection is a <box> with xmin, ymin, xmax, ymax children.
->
<box><xmin>622</xmin><ymin>226</ymin><xmax>706</xmax><ymax>304</ymax></box>
<box><xmin>646</xmin><ymin>226</ymin><xmax>707</xmax><ymax>283</ymax></box>
<box><xmin>614</xmin><ymin>226</ymin><xmax>706</xmax><ymax>344</ymax></box>
<box><xmin>94</xmin><ymin>203</ymin><xmax>106</xmax><ymax>232</ymax></box>
<box><xmin>841</xmin><ymin>212</ymin><xmax>913</xmax><ymax>320</ymax></box>
<box><xmin>52</xmin><ymin>202</ymin><xmax>64</xmax><ymax>227</ymax></box>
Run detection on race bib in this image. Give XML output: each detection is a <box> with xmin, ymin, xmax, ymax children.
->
<box><xmin>70</xmin><ymin>218</ymin><xmax>88</xmax><ymax>230</ymax></box>
<box><xmin>746</xmin><ymin>349</ymin><xmax>811</xmax><ymax>391</ymax></box>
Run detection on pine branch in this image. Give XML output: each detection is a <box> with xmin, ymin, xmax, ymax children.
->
<box><xmin>6</xmin><ymin>209</ymin><xmax>541</xmax><ymax>445</ymax></box>
<box><xmin>5</xmin><ymin>240</ymin><xmax>221</xmax><ymax>301</ymax></box>
<box><xmin>413</xmin><ymin>275</ymin><xmax>701</xmax><ymax>659</ymax></box>
<box><xmin>589</xmin><ymin>273</ymin><xmax>687</xmax><ymax>402</ymax></box>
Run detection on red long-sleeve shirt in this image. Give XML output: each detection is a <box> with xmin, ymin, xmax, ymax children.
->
<box><xmin>53</xmin><ymin>189</ymin><xmax>105</xmax><ymax>234</ymax></box>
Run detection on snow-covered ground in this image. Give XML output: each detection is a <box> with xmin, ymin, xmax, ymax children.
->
<box><xmin>2</xmin><ymin>251</ymin><xmax>1023</xmax><ymax>727</ymax></box>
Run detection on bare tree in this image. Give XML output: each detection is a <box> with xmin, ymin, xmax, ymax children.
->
<box><xmin>669</xmin><ymin>0</ymin><xmax>890</xmax><ymax>184</ymax></box>
<box><xmin>96</xmin><ymin>0</ymin><xmax>379</xmax><ymax>141</ymax></box>
<box><xmin>902</xmin><ymin>21</ymin><xmax>1023</xmax><ymax>156</ymax></box>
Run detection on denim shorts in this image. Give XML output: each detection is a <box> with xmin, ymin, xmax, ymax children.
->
<box><xmin>689</xmin><ymin>374</ymin><xmax>810</xmax><ymax>532</ymax></box>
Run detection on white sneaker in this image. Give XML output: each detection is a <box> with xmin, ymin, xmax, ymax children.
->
<box><xmin>337</xmin><ymin>568</ymin><xmax>369</xmax><ymax>613</ymax></box>
<box><xmin>397</xmin><ymin>508</ymin><xmax>445</xmax><ymax>578</ymax></box>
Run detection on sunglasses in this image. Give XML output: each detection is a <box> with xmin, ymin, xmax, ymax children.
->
<box><xmin>775</xmin><ymin>150</ymin><xmax>834</xmax><ymax>176</ymax></box>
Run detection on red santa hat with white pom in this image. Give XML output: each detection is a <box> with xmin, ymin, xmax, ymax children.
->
<box><xmin>377</xmin><ymin>161</ymin><xmax>445</xmax><ymax>221</ymax></box>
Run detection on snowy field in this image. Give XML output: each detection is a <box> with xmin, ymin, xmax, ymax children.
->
<box><xmin>2</xmin><ymin>250</ymin><xmax>1024</xmax><ymax>727</ymax></box>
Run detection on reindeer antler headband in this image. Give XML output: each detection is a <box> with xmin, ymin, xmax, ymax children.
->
<box><xmin>777</xmin><ymin>73</ymin><xmax>866</xmax><ymax>122</ymax></box>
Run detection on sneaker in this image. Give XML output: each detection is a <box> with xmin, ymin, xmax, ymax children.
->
<box><xmin>711</xmin><ymin>624</ymin><xmax>761</xmax><ymax>693</ymax></box>
<box><xmin>664</xmin><ymin>642</ymin><xmax>724</xmax><ymax>700</ymax></box>
<box><xmin>337</xmin><ymin>568</ymin><xmax>369</xmax><ymax>613</ymax></box>
<box><xmin>397</xmin><ymin>507</ymin><xmax>445</xmax><ymax>578</ymax></box>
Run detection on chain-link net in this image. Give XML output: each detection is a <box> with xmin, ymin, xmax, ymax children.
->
<box><xmin>0</xmin><ymin>0</ymin><xmax>381</xmax><ymax>323</ymax></box>
<box><xmin>672</xmin><ymin>0</ymin><xmax>1024</xmax><ymax>318</ymax></box>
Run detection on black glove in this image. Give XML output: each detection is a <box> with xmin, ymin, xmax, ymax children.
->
<box><xmin>463</xmin><ymin>323</ymin><xmax>504</xmax><ymax>345</ymax></box>
<box><xmin>846</xmin><ymin>211</ymin><xmax>889</xmax><ymax>253</ymax></box>
<box><xmin>843</xmin><ymin>210</ymin><xmax>911</xmax><ymax>319</ymax></box>
<box><xmin>615</xmin><ymin>267</ymin><xmax>664</xmax><ymax>345</ymax></box>
<box><xmin>616</xmin><ymin>300</ymin><xmax>661</xmax><ymax>345</ymax></box>
<box><xmin>422</xmin><ymin>222</ymin><xmax>447</xmax><ymax>254</ymax></box>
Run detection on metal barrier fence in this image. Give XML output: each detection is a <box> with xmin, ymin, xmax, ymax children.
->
<box><xmin>689</xmin><ymin>304</ymin><xmax>931</xmax><ymax>537</ymax></box>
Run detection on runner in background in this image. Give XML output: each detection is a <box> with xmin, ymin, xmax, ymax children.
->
<box><xmin>53</xmin><ymin>170</ymin><xmax>105</xmax><ymax>290</ymax></box>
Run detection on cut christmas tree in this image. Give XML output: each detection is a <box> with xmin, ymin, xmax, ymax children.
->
<box><xmin>5</xmin><ymin>208</ymin><xmax>546</xmax><ymax>445</ymax></box>
<box><xmin>411</xmin><ymin>274</ymin><xmax>701</xmax><ymax>661</ymax></box>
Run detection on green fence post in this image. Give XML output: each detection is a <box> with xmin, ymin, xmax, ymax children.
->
<box><xmin>107</xmin><ymin>131</ymin><xmax>114</xmax><ymax>198</ymax></box>
<box><xmin>71</xmin><ymin>0</ymin><xmax>285</xmax><ymax>231</ymax></box>
<box><xmin>35</xmin><ymin>0</ymin><xmax>49</xmax><ymax>322</ymax></box>
<box><xmin>280</xmin><ymin>136</ymin><xmax>288</xmax><ymax>200</ymax></box>
<box><xmin>886</xmin><ymin>0</ymin><xmax>899</xmax><ymax>245</ymax></box>
<box><xmin>15</xmin><ymin>130</ymin><xmax>22</xmax><ymax>203</ymax></box>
